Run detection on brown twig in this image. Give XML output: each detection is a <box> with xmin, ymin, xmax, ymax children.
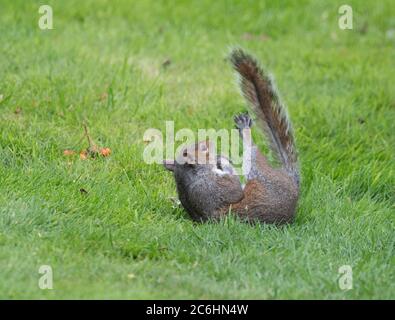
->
<box><xmin>82</xmin><ymin>122</ymin><xmax>99</xmax><ymax>156</ymax></box>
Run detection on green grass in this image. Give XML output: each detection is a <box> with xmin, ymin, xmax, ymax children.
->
<box><xmin>0</xmin><ymin>0</ymin><xmax>394</xmax><ymax>299</ymax></box>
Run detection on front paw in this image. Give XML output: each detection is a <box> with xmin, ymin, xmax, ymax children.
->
<box><xmin>234</xmin><ymin>112</ymin><xmax>253</xmax><ymax>131</ymax></box>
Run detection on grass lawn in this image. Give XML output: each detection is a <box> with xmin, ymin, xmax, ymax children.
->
<box><xmin>0</xmin><ymin>0</ymin><xmax>394</xmax><ymax>299</ymax></box>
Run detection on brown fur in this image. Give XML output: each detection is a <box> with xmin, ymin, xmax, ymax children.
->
<box><xmin>227</xmin><ymin>157</ymin><xmax>299</xmax><ymax>224</ymax></box>
<box><xmin>163</xmin><ymin>49</ymin><xmax>300</xmax><ymax>224</ymax></box>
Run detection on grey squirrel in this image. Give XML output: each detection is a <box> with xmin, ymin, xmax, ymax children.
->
<box><xmin>163</xmin><ymin>48</ymin><xmax>300</xmax><ymax>224</ymax></box>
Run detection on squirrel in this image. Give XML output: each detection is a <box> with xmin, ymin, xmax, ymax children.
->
<box><xmin>163</xmin><ymin>48</ymin><xmax>300</xmax><ymax>224</ymax></box>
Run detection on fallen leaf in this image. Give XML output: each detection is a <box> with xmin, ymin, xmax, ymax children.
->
<box><xmin>259</xmin><ymin>34</ymin><xmax>271</xmax><ymax>41</ymax></box>
<box><xmin>63</xmin><ymin>149</ymin><xmax>76</xmax><ymax>156</ymax></box>
<box><xmin>14</xmin><ymin>107</ymin><xmax>22</xmax><ymax>114</ymax></box>
<box><xmin>127</xmin><ymin>273</ymin><xmax>136</xmax><ymax>279</ymax></box>
<box><xmin>100</xmin><ymin>147</ymin><xmax>111</xmax><ymax>157</ymax></box>
<box><xmin>99</xmin><ymin>92</ymin><xmax>108</xmax><ymax>101</ymax></box>
<box><xmin>241</xmin><ymin>32</ymin><xmax>271</xmax><ymax>41</ymax></box>
<box><xmin>80</xmin><ymin>150</ymin><xmax>88</xmax><ymax>160</ymax></box>
<box><xmin>242</xmin><ymin>32</ymin><xmax>254</xmax><ymax>40</ymax></box>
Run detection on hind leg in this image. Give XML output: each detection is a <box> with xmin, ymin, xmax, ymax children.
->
<box><xmin>234</xmin><ymin>112</ymin><xmax>269</xmax><ymax>182</ymax></box>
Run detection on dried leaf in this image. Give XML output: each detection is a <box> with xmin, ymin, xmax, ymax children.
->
<box><xmin>63</xmin><ymin>149</ymin><xmax>76</xmax><ymax>156</ymax></box>
<box><xmin>99</xmin><ymin>92</ymin><xmax>108</xmax><ymax>101</ymax></box>
<box><xmin>100</xmin><ymin>147</ymin><xmax>111</xmax><ymax>157</ymax></box>
<box><xmin>80</xmin><ymin>150</ymin><xmax>88</xmax><ymax>160</ymax></box>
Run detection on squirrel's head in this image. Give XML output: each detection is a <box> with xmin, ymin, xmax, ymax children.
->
<box><xmin>163</xmin><ymin>140</ymin><xmax>236</xmax><ymax>176</ymax></box>
<box><xmin>163</xmin><ymin>140</ymin><xmax>243</xmax><ymax>221</ymax></box>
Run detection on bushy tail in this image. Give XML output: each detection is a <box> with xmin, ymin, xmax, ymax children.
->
<box><xmin>230</xmin><ymin>48</ymin><xmax>299</xmax><ymax>183</ymax></box>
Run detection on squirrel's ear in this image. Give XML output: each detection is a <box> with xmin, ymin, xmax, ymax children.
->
<box><xmin>163</xmin><ymin>159</ymin><xmax>175</xmax><ymax>171</ymax></box>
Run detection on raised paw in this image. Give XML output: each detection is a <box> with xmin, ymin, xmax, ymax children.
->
<box><xmin>234</xmin><ymin>112</ymin><xmax>253</xmax><ymax>131</ymax></box>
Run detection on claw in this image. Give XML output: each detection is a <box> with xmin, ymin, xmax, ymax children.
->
<box><xmin>234</xmin><ymin>112</ymin><xmax>253</xmax><ymax>130</ymax></box>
